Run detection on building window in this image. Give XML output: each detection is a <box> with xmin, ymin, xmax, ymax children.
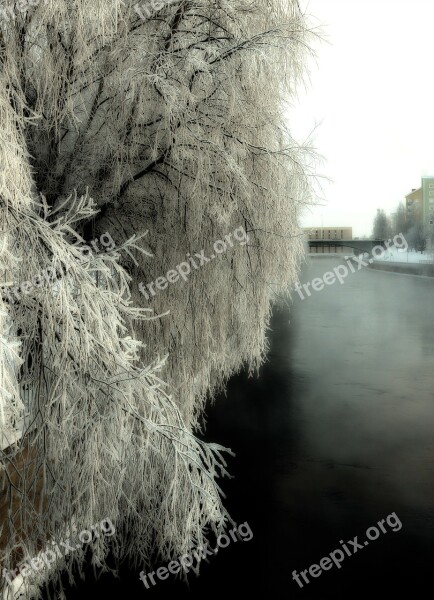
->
<box><xmin>429</xmin><ymin>183</ymin><xmax>434</xmax><ymax>188</ymax></box>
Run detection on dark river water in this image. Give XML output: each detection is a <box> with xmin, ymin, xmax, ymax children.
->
<box><xmin>54</xmin><ymin>257</ymin><xmax>434</xmax><ymax>599</ymax></box>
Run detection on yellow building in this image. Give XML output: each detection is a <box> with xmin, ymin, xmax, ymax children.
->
<box><xmin>405</xmin><ymin>187</ymin><xmax>423</xmax><ymax>223</ymax></box>
<box><xmin>405</xmin><ymin>177</ymin><xmax>434</xmax><ymax>227</ymax></box>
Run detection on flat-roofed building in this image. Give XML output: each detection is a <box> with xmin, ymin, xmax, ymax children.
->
<box><xmin>303</xmin><ymin>227</ymin><xmax>353</xmax><ymax>254</ymax></box>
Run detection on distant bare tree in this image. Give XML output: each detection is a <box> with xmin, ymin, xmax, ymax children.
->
<box><xmin>372</xmin><ymin>209</ymin><xmax>392</xmax><ymax>239</ymax></box>
<box><xmin>407</xmin><ymin>222</ymin><xmax>427</xmax><ymax>252</ymax></box>
<box><xmin>393</xmin><ymin>202</ymin><xmax>408</xmax><ymax>235</ymax></box>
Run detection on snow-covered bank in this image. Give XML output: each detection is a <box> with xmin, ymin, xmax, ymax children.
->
<box><xmin>368</xmin><ymin>260</ymin><xmax>434</xmax><ymax>278</ymax></box>
<box><xmin>373</xmin><ymin>248</ymin><xmax>434</xmax><ymax>264</ymax></box>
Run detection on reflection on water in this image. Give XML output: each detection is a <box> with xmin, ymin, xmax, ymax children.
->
<box><xmin>53</xmin><ymin>258</ymin><xmax>434</xmax><ymax>599</ymax></box>
<box><xmin>290</xmin><ymin>258</ymin><xmax>434</xmax><ymax>522</ymax></box>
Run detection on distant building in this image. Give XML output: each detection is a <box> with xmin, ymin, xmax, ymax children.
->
<box><xmin>422</xmin><ymin>176</ymin><xmax>434</xmax><ymax>227</ymax></box>
<box><xmin>405</xmin><ymin>187</ymin><xmax>423</xmax><ymax>223</ymax></box>
<box><xmin>405</xmin><ymin>176</ymin><xmax>434</xmax><ymax>227</ymax></box>
<box><xmin>303</xmin><ymin>227</ymin><xmax>352</xmax><ymax>241</ymax></box>
<box><xmin>303</xmin><ymin>227</ymin><xmax>353</xmax><ymax>254</ymax></box>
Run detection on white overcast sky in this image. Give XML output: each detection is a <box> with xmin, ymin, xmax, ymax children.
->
<box><xmin>292</xmin><ymin>0</ymin><xmax>434</xmax><ymax>237</ymax></box>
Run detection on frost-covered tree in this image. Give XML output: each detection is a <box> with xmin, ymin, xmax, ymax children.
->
<box><xmin>0</xmin><ymin>1</ymin><xmax>315</xmax><ymax>597</ymax></box>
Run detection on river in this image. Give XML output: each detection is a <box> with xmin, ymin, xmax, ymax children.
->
<box><xmin>54</xmin><ymin>257</ymin><xmax>434</xmax><ymax>598</ymax></box>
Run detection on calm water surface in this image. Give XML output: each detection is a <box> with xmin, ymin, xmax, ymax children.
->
<box><xmin>56</xmin><ymin>257</ymin><xmax>434</xmax><ymax>598</ymax></box>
